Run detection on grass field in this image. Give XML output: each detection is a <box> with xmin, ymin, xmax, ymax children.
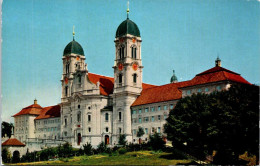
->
<box><xmin>15</xmin><ymin>151</ymin><xmax>195</xmax><ymax>165</ymax></box>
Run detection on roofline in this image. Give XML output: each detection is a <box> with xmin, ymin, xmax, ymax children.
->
<box><xmin>131</xmin><ymin>98</ymin><xmax>181</xmax><ymax>107</ymax></box>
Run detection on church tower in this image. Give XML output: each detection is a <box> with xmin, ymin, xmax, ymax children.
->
<box><xmin>61</xmin><ymin>27</ymin><xmax>86</xmax><ymax>103</ymax></box>
<box><xmin>112</xmin><ymin>4</ymin><xmax>143</xmax><ymax>143</ymax></box>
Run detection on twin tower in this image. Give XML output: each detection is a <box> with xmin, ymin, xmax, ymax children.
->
<box><xmin>59</xmin><ymin>10</ymin><xmax>143</xmax><ymax>146</ymax></box>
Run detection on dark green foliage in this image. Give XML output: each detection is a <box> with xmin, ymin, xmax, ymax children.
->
<box><xmin>164</xmin><ymin>84</ymin><xmax>259</xmax><ymax>164</ymax></box>
<box><xmin>39</xmin><ymin>147</ymin><xmax>56</xmax><ymax>161</ymax></box>
<box><xmin>148</xmin><ymin>133</ymin><xmax>166</xmax><ymax>151</ymax></box>
<box><xmin>83</xmin><ymin>142</ymin><xmax>93</xmax><ymax>156</ymax></box>
<box><xmin>97</xmin><ymin>141</ymin><xmax>108</xmax><ymax>153</ymax></box>
<box><xmin>12</xmin><ymin>150</ymin><xmax>20</xmax><ymax>163</ymax></box>
<box><xmin>118</xmin><ymin>147</ymin><xmax>127</xmax><ymax>154</ymax></box>
<box><xmin>118</xmin><ymin>134</ymin><xmax>127</xmax><ymax>146</ymax></box>
<box><xmin>1</xmin><ymin>121</ymin><xmax>13</xmax><ymax>138</ymax></box>
<box><xmin>2</xmin><ymin>148</ymin><xmax>11</xmax><ymax>163</ymax></box>
<box><xmin>137</xmin><ymin>127</ymin><xmax>145</xmax><ymax>138</ymax></box>
<box><xmin>62</xmin><ymin>142</ymin><xmax>73</xmax><ymax>157</ymax></box>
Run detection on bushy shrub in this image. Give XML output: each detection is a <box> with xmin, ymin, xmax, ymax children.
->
<box><xmin>12</xmin><ymin>150</ymin><xmax>20</xmax><ymax>163</ymax></box>
<box><xmin>118</xmin><ymin>134</ymin><xmax>127</xmax><ymax>146</ymax></box>
<box><xmin>118</xmin><ymin>147</ymin><xmax>127</xmax><ymax>155</ymax></box>
<box><xmin>97</xmin><ymin>142</ymin><xmax>107</xmax><ymax>153</ymax></box>
<box><xmin>83</xmin><ymin>142</ymin><xmax>93</xmax><ymax>156</ymax></box>
<box><xmin>2</xmin><ymin>148</ymin><xmax>11</xmax><ymax>163</ymax></box>
<box><xmin>148</xmin><ymin>133</ymin><xmax>165</xmax><ymax>151</ymax></box>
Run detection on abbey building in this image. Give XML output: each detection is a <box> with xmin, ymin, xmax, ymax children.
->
<box><xmin>4</xmin><ymin>12</ymin><xmax>251</xmax><ymax>154</ymax></box>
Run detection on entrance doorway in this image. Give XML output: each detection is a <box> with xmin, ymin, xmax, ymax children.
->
<box><xmin>77</xmin><ymin>133</ymin><xmax>81</xmax><ymax>145</ymax></box>
<box><xmin>105</xmin><ymin>135</ymin><xmax>109</xmax><ymax>145</ymax></box>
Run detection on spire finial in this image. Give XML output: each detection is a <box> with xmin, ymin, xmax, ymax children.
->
<box><xmin>215</xmin><ymin>55</ymin><xmax>221</xmax><ymax>67</ymax></box>
<box><xmin>73</xmin><ymin>25</ymin><xmax>75</xmax><ymax>41</ymax></box>
<box><xmin>127</xmin><ymin>1</ymin><xmax>129</xmax><ymax>19</ymax></box>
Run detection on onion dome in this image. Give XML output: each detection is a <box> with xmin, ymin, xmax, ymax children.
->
<box><xmin>63</xmin><ymin>39</ymin><xmax>84</xmax><ymax>56</ymax></box>
<box><xmin>170</xmin><ymin>70</ymin><xmax>178</xmax><ymax>83</ymax></box>
<box><xmin>116</xmin><ymin>18</ymin><xmax>140</xmax><ymax>38</ymax></box>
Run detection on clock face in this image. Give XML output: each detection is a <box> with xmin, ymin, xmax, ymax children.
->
<box><xmin>118</xmin><ymin>63</ymin><xmax>123</xmax><ymax>71</ymax></box>
<box><xmin>132</xmin><ymin>38</ymin><xmax>136</xmax><ymax>43</ymax></box>
<box><xmin>76</xmin><ymin>56</ymin><xmax>80</xmax><ymax>61</ymax></box>
<box><xmin>65</xmin><ymin>77</ymin><xmax>69</xmax><ymax>84</ymax></box>
<box><xmin>132</xmin><ymin>63</ymin><xmax>138</xmax><ymax>71</ymax></box>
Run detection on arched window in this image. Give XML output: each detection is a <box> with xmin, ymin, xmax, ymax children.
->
<box><xmin>105</xmin><ymin>113</ymin><xmax>109</xmax><ymax>121</ymax></box>
<box><xmin>77</xmin><ymin>112</ymin><xmax>81</xmax><ymax>122</ymax></box>
<box><xmin>64</xmin><ymin>118</ymin><xmax>67</xmax><ymax>126</ymax></box>
<box><xmin>131</xmin><ymin>46</ymin><xmax>137</xmax><ymax>59</ymax></box>
<box><xmin>119</xmin><ymin>74</ymin><xmax>123</xmax><ymax>84</ymax></box>
<box><xmin>78</xmin><ymin>75</ymin><xmax>81</xmax><ymax>83</ymax></box>
<box><xmin>119</xmin><ymin>127</ymin><xmax>122</xmax><ymax>134</ymax></box>
<box><xmin>119</xmin><ymin>112</ymin><xmax>122</xmax><ymax>121</ymax></box>
<box><xmin>66</xmin><ymin>63</ymin><xmax>70</xmax><ymax>73</ymax></box>
<box><xmin>65</xmin><ymin>86</ymin><xmax>68</xmax><ymax>96</ymax></box>
<box><xmin>133</xmin><ymin>74</ymin><xmax>137</xmax><ymax>83</ymax></box>
<box><xmin>119</xmin><ymin>45</ymin><xmax>125</xmax><ymax>59</ymax></box>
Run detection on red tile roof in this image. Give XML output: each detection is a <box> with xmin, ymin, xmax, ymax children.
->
<box><xmin>132</xmin><ymin>66</ymin><xmax>251</xmax><ymax>106</ymax></box>
<box><xmin>35</xmin><ymin>105</ymin><xmax>61</xmax><ymax>120</ymax></box>
<box><xmin>2</xmin><ymin>138</ymin><xmax>25</xmax><ymax>146</ymax></box>
<box><xmin>88</xmin><ymin>73</ymin><xmax>156</xmax><ymax>96</ymax></box>
<box><xmin>13</xmin><ymin>104</ymin><xmax>43</xmax><ymax>117</ymax></box>
<box><xmin>189</xmin><ymin>66</ymin><xmax>251</xmax><ymax>87</ymax></box>
<box><xmin>131</xmin><ymin>81</ymin><xmax>192</xmax><ymax>106</ymax></box>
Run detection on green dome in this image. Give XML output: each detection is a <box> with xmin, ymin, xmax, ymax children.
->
<box><xmin>170</xmin><ymin>70</ymin><xmax>178</xmax><ymax>83</ymax></box>
<box><xmin>63</xmin><ymin>39</ymin><xmax>84</xmax><ymax>56</ymax></box>
<box><xmin>116</xmin><ymin>18</ymin><xmax>140</xmax><ymax>38</ymax></box>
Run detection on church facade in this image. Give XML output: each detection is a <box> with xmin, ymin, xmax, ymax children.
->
<box><xmin>10</xmin><ymin>12</ymin><xmax>251</xmax><ymax>151</ymax></box>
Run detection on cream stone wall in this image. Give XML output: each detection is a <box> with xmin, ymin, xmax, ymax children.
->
<box><xmin>35</xmin><ymin>117</ymin><xmax>61</xmax><ymax>139</ymax></box>
<box><xmin>14</xmin><ymin>115</ymin><xmax>37</xmax><ymax>143</ymax></box>
<box><xmin>131</xmin><ymin>101</ymin><xmax>177</xmax><ymax>143</ymax></box>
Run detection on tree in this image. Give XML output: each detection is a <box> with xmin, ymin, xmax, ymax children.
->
<box><xmin>97</xmin><ymin>142</ymin><xmax>107</xmax><ymax>153</ymax></box>
<box><xmin>148</xmin><ymin>132</ymin><xmax>166</xmax><ymax>151</ymax></box>
<box><xmin>164</xmin><ymin>84</ymin><xmax>259</xmax><ymax>164</ymax></box>
<box><xmin>136</xmin><ymin>127</ymin><xmax>144</xmax><ymax>144</ymax></box>
<box><xmin>2</xmin><ymin>148</ymin><xmax>11</xmax><ymax>163</ymax></box>
<box><xmin>83</xmin><ymin>142</ymin><xmax>93</xmax><ymax>155</ymax></box>
<box><xmin>12</xmin><ymin>150</ymin><xmax>20</xmax><ymax>163</ymax></box>
<box><xmin>1</xmin><ymin>121</ymin><xmax>13</xmax><ymax>138</ymax></box>
<box><xmin>118</xmin><ymin>134</ymin><xmax>127</xmax><ymax>146</ymax></box>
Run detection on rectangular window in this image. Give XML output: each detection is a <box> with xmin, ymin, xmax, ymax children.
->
<box><xmin>139</xmin><ymin>109</ymin><xmax>142</xmax><ymax>114</ymax></box>
<box><xmin>164</xmin><ymin>115</ymin><xmax>167</xmax><ymax>120</ymax></box>
<box><xmin>145</xmin><ymin>117</ymin><xmax>149</xmax><ymax>122</ymax></box>
<box><xmin>151</xmin><ymin>107</ymin><xmax>155</xmax><ymax>112</ymax></box>
<box><xmin>151</xmin><ymin>116</ymin><xmax>155</xmax><ymax>122</ymax></box>
<box><xmin>187</xmin><ymin>90</ymin><xmax>191</xmax><ymax>95</ymax></box>
<box><xmin>170</xmin><ymin>104</ymin><xmax>174</xmax><ymax>109</ymax></box>
<box><xmin>88</xmin><ymin>127</ymin><xmax>91</xmax><ymax>132</ymax></box>
<box><xmin>132</xmin><ymin>110</ymin><xmax>136</xmax><ymax>114</ymax></box>
<box><xmin>139</xmin><ymin>118</ymin><xmax>142</xmax><ymax>123</ymax></box>
<box><xmin>158</xmin><ymin>115</ymin><xmax>161</xmax><ymax>121</ymax></box>
<box><xmin>133</xmin><ymin>129</ymin><xmax>136</xmax><ymax>135</ymax></box>
<box><xmin>145</xmin><ymin>108</ymin><xmax>148</xmax><ymax>113</ymax></box>
<box><xmin>158</xmin><ymin>127</ymin><xmax>161</xmax><ymax>133</ymax></box>
<box><xmin>145</xmin><ymin>128</ymin><xmax>148</xmax><ymax>134</ymax></box>
<box><xmin>164</xmin><ymin>105</ymin><xmax>168</xmax><ymax>110</ymax></box>
<box><xmin>88</xmin><ymin>115</ymin><xmax>91</xmax><ymax>122</ymax></box>
<box><xmin>158</xmin><ymin>106</ymin><xmax>161</xmax><ymax>111</ymax></box>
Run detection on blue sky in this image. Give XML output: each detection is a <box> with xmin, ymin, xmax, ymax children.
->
<box><xmin>1</xmin><ymin>0</ymin><xmax>259</xmax><ymax>123</ymax></box>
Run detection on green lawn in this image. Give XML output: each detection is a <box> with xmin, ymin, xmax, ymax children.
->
<box><xmin>15</xmin><ymin>151</ymin><xmax>194</xmax><ymax>165</ymax></box>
